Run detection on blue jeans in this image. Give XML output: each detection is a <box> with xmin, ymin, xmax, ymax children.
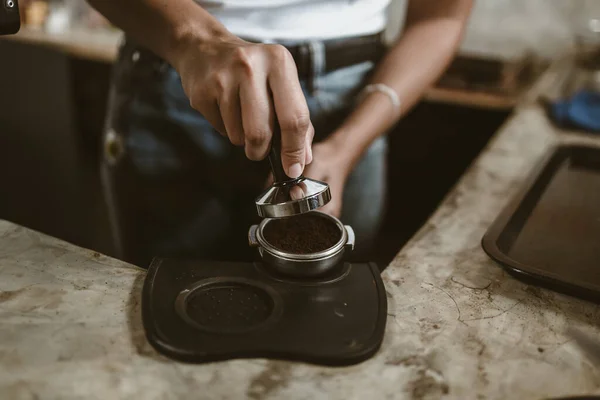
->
<box><xmin>101</xmin><ymin>41</ymin><xmax>388</xmax><ymax>267</ymax></box>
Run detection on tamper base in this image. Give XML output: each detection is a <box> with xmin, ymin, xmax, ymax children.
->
<box><xmin>255</xmin><ymin>177</ymin><xmax>331</xmax><ymax>218</ymax></box>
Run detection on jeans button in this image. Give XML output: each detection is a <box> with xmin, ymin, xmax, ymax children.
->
<box><xmin>104</xmin><ymin>129</ymin><xmax>125</xmax><ymax>165</ymax></box>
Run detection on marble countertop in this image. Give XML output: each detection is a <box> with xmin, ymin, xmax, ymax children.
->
<box><xmin>2</xmin><ymin>58</ymin><xmax>600</xmax><ymax>400</ymax></box>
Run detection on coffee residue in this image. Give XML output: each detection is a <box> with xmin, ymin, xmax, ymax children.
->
<box><xmin>263</xmin><ymin>213</ymin><xmax>341</xmax><ymax>254</ymax></box>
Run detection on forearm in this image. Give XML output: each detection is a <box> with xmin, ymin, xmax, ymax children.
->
<box><xmin>329</xmin><ymin>0</ymin><xmax>473</xmax><ymax>170</ymax></box>
<box><xmin>86</xmin><ymin>0</ymin><xmax>230</xmax><ymax>66</ymax></box>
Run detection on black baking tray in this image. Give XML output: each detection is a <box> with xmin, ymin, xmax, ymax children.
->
<box><xmin>482</xmin><ymin>145</ymin><xmax>600</xmax><ymax>302</ymax></box>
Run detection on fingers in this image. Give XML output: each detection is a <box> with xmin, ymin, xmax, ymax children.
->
<box><xmin>240</xmin><ymin>74</ymin><xmax>273</xmax><ymax>161</ymax></box>
<box><xmin>267</xmin><ymin>45</ymin><xmax>311</xmax><ymax>178</ymax></box>
<box><xmin>184</xmin><ymin>42</ymin><xmax>312</xmax><ymax>171</ymax></box>
<box><xmin>320</xmin><ymin>199</ymin><xmax>341</xmax><ymax>218</ymax></box>
<box><xmin>192</xmin><ymin>97</ymin><xmax>226</xmax><ymax>136</ymax></box>
<box><xmin>218</xmin><ymin>87</ymin><xmax>245</xmax><ymax>146</ymax></box>
<box><xmin>305</xmin><ymin>123</ymin><xmax>315</xmax><ymax>165</ymax></box>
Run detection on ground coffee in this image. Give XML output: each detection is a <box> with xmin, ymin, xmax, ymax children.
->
<box><xmin>263</xmin><ymin>213</ymin><xmax>341</xmax><ymax>254</ymax></box>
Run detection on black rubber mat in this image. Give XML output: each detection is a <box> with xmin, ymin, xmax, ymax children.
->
<box><xmin>142</xmin><ymin>259</ymin><xmax>387</xmax><ymax>366</ymax></box>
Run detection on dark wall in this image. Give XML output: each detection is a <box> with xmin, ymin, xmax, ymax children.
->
<box><xmin>372</xmin><ymin>102</ymin><xmax>509</xmax><ymax>266</ymax></box>
<box><xmin>0</xmin><ymin>40</ymin><xmax>112</xmax><ymax>254</ymax></box>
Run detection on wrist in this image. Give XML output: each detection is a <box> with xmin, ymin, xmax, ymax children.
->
<box><xmin>326</xmin><ymin>129</ymin><xmax>368</xmax><ymax>170</ymax></box>
<box><xmin>320</xmin><ymin>132</ymin><xmax>361</xmax><ymax>174</ymax></box>
<box><xmin>166</xmin><ymin>16</ymin><xmax>234</xmax><ymax>68</ymax></box>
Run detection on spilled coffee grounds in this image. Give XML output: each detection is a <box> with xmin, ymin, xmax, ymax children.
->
<box><xmin>263</xmin><ymin>213</ymin><xmax>341</xmax><ymax>254</ymax></box>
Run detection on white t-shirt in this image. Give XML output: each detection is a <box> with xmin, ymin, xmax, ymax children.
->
<box><xmin>196</xmin><ymin>0</ymin><xmax>391</xmax><ymax>41</ymax></box>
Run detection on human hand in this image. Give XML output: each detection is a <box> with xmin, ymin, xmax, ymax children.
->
<box><xmin>174</xmin><ymin>34</ymin><xmax>313</xmax><ymax>178</ymax></box>
<box><xmin>263</xmin><ymin>139</ymin><xmax>352</xmax><ymax>216</ymax></box>
<box><xmin>301</xmin><ymin>141</ymin><xmax>352</xmax><ymax>218</ymax></box>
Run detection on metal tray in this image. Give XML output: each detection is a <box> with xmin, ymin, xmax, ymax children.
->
<box><xmin>482</xmin><ymin>145</ymin><xmax>600</xmax><ymax>302</ymax></box>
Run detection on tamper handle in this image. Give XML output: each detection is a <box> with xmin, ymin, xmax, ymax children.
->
<box><xmin>268</xmin><ymin>124</ymin><xmax>296</xmax><ymax>184</ymax></box>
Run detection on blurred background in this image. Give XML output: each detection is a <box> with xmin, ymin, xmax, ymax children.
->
<box><xmin>1</xmin><ymin>0</ymin><xmax>599</xmax><ymax>266</ymax></box>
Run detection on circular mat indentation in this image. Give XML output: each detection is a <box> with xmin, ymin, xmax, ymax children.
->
<box><xmin>175</xmin><ymin>278</ymin><xmax>280</xmax><ymax>334</ymax></box>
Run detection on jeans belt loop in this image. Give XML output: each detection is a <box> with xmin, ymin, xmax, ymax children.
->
<box><xmin>296</xmin><ymin>44</ymin><xmax>310</xmax><ymax>86</ymax></box>
<box><xmin>307</xmin><ymin>41</ymin><xmax>325</xmax><ymax>94</ymax></box>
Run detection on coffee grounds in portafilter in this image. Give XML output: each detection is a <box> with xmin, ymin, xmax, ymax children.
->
<box><xmin>263</xmin><ymin>213</ymin><xmax>341</xmax><ymax>254</ymax></box>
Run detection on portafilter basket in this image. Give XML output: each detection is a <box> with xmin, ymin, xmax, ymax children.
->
<box><xmin>248</xmin><ymin>211</ymin><xmax>355</xmax><ymax>277</ymax></box>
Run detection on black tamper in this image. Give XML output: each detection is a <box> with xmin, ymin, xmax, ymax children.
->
<box><xmin>255</xmin><ymin>127</ymin><xmax>331</xmax><ymax>218</ymax></box>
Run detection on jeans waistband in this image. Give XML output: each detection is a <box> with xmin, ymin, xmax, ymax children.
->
<box><xmin>117</xmin><ymin>31</ymin><xmax>384</xmax><ymax>82</ymax></box>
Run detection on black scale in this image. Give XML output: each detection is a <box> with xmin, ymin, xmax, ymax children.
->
<box><xmin>142</xmin><ymin>259</ymin><xmax>387</xmax><ymax>366</ymax></box>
